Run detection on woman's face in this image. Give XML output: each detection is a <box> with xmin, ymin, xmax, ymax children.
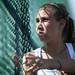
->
<box><xmin>36</xmin><ymin>9</ymin><xmax>63</xmax><ymax>42</ymax></box>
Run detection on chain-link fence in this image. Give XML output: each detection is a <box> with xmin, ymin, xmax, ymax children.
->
<box><xmin>0</xmin><ymin>0</ymin><xmax>33</xmax><ymax>75</ymax></box>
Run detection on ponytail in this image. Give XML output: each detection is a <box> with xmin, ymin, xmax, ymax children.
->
<box><xmin>63</xmin><ymin>17</ymin><xmax>74</xmax><ymax>43</ymax></box>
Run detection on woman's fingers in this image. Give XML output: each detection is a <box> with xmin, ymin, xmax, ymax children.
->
<box><xmin>26</xmin><ymin>58</ymin><xmax>44</xmax><ymax>72</ymax></box>
<box><xmin>24</xmin><ymin>52</ymin><xmax>36</xmax><ymax>65</ymax></box>
<box><xmin>25</xmin><ymin>64</ymin><xmax>37</xmax><ymax>72</ymax></box>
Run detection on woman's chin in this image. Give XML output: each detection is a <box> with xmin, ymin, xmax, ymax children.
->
<box><xmin>38</xmin><ymin>34</ymin><xmax>45</xmax><ymax>40</ymax></box>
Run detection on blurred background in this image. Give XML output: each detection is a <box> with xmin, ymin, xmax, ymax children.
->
<box><xmin>0</xmin><ymin>0</ymin><xmax>75</xmax><ymax>75</ymax></box>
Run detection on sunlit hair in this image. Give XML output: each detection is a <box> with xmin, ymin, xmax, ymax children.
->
<box><xmin>40</xmin><ymin>3</ymin><xmax>68</xmax><ymax>20</ymax></box>
<box><xmin>40</xmin><ymin>3</ymin><xmax>74</xmax><ymax>43</ymax></box>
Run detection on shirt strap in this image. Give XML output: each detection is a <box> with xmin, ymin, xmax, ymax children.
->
<box><xmin>66</xmin><ymin>43</ymin><xmax>75</xmax><ymax>59</ymax></box>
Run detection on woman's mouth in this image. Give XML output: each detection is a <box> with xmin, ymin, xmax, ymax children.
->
<box><xmin>38</xmin><ymin>31</ymin><xmax>45</xmax><ymax>36</ymax></box>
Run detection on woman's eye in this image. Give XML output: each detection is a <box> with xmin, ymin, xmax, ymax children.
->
<box><xmin>36</xmin><ymin>17</ymin><xmax>50</xmax><ymax>23</ymax></box>
<box><xmin>36</xmin><ymin>18</ymin><xmax>39</xmax><ymax>23</ymax></box>
<box><xmin>42</xmin><ymin>18</ymin><xmax>49</xmax><ymax>22</ymax></box>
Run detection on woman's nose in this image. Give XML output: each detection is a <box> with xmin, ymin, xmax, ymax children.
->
<box><xmin>38</xmin><ymin>20</ymin><xmax>43</xmax><ymax>26</ymax></box>
<box><xmin>37</xmin><ymin>22</ymin><xmax>44</xmax><ymax>30</ymax></box>
<box><xmin>37</xmin><ymin>20</ymin><xmax>42</xmax><ymax>26</ymax></box>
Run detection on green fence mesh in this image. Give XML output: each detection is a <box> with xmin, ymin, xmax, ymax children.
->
<box><xmin>0</xmin><ymin>0</ymin><xmax>32</xmax><ymax>75</ymax></box>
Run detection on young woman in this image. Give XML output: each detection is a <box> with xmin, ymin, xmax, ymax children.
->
<box><xmin>23</xmin><ymin>3</ymin><xmax>75</xmax><ymax>75</ymax></box>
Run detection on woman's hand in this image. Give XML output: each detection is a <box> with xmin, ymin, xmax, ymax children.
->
<box><xmin>23</xmin><ymin>52</ymin><xmax>42</xmax><ymax>74</ymax></box>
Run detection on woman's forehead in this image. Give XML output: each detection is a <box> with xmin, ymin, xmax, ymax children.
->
<box><xmin>37</xmin><ymin>9</ymin><xmax>55</xmax><ymax>18</ymax></box>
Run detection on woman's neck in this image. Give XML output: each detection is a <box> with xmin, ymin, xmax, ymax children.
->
<box><xmin>43</xmin><ymin>38</ymin><xmax>66</xmax><ymax>57</ymax></box>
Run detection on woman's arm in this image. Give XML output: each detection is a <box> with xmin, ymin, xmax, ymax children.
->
<box><xmin>22</xmin><ymin>53</ymin><xmax>75</xmax><ymax>75</ymax></box>
<box><xmin>56</xmin><ymin>58</ymin><xmax>75</xmax><ymax>72</ymax></box>
<box><xmin>37</xmin><ymin>58</ymin><xmax>75</xmax><ymax>72</ymax></box>
<box><xmin>23</xmin><ymin>58</ymin><xmax>75</xmax><ymax>73</ymax></box>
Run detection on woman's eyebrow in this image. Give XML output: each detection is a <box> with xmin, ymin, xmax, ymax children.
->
<box><xmin>36</xmin><ymin>17</ymin><xmax>50</xmax><ymax>21</ymax></box>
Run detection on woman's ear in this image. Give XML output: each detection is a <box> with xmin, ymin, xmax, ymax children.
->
<box><xmin>59</xmin><ymin>19</ymin><xmax>66</xmax><ymax>30</ymax></box>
